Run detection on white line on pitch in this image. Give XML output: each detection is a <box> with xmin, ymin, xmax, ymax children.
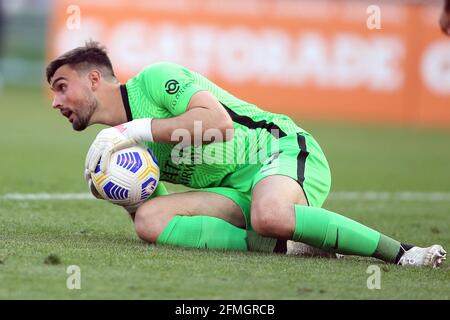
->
<box><xmin>0</xmin><ymin>193</ymin><xmax>95</xmax><ymax>200</ymax></box>
<box><xmin>1</xmin><ymin>192</ymin><xmax>450</xmax><ymax>201</ymax></box>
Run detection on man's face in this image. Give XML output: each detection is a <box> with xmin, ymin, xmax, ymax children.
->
<box><xmin>50</xmin><ymin>65</ymin><xmax>98</xmax><ymax>131</ymax></box>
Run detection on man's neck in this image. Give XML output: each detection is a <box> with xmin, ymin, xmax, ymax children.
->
<box><xmin>90</xmin><ymin>82</ymin><xmax>129</xmax><ymax>127</ymax></box>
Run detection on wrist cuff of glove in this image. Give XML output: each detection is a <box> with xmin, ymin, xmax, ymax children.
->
<box><xmin>121</xmin><ymin>118</ymin><xmax>154</xmax><ymax>142</ymax></box>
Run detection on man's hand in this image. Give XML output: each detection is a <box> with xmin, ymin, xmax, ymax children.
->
<box><xmin>440</xmin><ymin>0</ymin><xmax>450</xmax><ymax>35</ymax></box>
<box><xmin>85</xmin><ymin>118</ymin><xmax>154</xmax><ymax>174</ymax></box>
<box><xmin>85</xmin><ymin>126</ymin><xmax>138</xmax><ymax>174</ymax></box>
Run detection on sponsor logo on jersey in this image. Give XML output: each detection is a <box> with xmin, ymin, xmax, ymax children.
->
<box><xmin>165</xmin><ymin>79</ymin><xmax>180</xmax><ymax>94</ymax></box>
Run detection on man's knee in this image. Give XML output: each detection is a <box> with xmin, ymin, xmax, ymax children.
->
<box><xmin>134</xmin><ymin>200</ymin><xmax>165</xmax><ymax>243</ymax></box>
<box><xmin>250</xmin><ymin>197</ymin><xmax>291</xmax><ymax>236</ymax></box>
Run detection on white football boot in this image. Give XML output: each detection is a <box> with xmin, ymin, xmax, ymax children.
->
<box><xmin>398</xmin><ymin>245</ymin><xmax>447</xmax><ymax>268</ymax></box>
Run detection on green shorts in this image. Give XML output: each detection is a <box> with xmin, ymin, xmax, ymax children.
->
<box><xmin>195</xmin><ymin>132</ymin><xmax>332</xmax><ymax>229</ymax></box>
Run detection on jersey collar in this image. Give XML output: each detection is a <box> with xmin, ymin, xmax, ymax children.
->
<box><xmin>120</xmin><ymin>84</ymin><xmax>133</xmax><ymax>121</ymax></box>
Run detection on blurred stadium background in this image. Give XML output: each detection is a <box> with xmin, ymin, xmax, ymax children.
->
<box><xmin>3</xmin><ymin>0</ymin><xmax>450</xmax><ymax>126</ymax></box>
<box><xmin>0</xmin><ymin>0</ymin><xmax>449</xmax><ymax>299</ymax></box>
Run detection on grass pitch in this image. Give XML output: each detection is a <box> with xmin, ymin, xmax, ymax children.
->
<box><xmin>0</xmin><ymin>87</ymin><xmax>449</xmax><ymax>299</ymax></box>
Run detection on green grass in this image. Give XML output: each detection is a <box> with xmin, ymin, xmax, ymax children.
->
<box><xmin>1</xmin><ymin>87</ymin><xmax>450</xmax><ymax>299</ymax></box>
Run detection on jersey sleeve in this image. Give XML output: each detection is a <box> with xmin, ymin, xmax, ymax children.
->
<box><xmin>140</xmin><ymin>62</ymin><xmax>204</xmax><ymax>116</ymax></box>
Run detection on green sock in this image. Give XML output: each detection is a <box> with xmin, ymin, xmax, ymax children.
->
<box><xmin>156</xmin><ymin>215</ymin><xmax>278</xmax><ymax>253</ymax></box>
<box><xmin>293</xmin><ymin>205</ymin><xmax>401</xmax><ymax>263</ymax></box>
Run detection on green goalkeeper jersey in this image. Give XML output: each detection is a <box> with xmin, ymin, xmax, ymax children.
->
<box><xmin>124</xmin><ymin>62</ymin><xmax>307</xmax><ymax>189</ymax></box>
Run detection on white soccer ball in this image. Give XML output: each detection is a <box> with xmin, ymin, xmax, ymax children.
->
<box><xmin>89</xmin><ymin>144</ymin><xmax>160</xmax><ymax>212</ymax></box>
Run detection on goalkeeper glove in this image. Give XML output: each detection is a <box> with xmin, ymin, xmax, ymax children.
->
<box><xmin>85</xmin><ymin>118</ymin><xmax>153</xmax><ymax>174</ymax></box>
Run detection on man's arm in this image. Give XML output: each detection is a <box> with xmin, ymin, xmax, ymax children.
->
<box><xmin>440</xmin><ymin>0</ymin><xmax>450</xmax><ymax>35</ymax></box>
<box><xmin>145</xmin><ymin>62</ymin><xmax>234</xmax><ymax>145</ymax></box>
<box><xmin>86</xmin><ymin>63</ymin><xmax>235</xmax><ymax>173</ymax></box>
<box><xmin>151</xmin><ymin>90</ymin><xmax>234</xmax><ymax>144</ymax></box>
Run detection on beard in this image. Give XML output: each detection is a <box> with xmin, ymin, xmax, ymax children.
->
<box><xmin>72</xmin><ymin>94</ymin><xmax>98</xmax><ymax>131</ymax></box>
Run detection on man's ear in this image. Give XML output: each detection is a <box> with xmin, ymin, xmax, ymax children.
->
<box><xmin>88</xmin><ymin>70</ymin><xmax>102</xmax><ymax>91</ymax></box>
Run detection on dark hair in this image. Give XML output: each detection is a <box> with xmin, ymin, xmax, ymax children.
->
<box><xmin>46</xmin><ymin>41</ymin><xmax>115</xmax><ymax>83</ymax></box>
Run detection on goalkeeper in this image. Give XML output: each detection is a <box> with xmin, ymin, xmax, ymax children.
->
<box><xmin>47</xmin><ymin>41</ymin><xmax>446</xmax><ymax>267</ymax></box>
